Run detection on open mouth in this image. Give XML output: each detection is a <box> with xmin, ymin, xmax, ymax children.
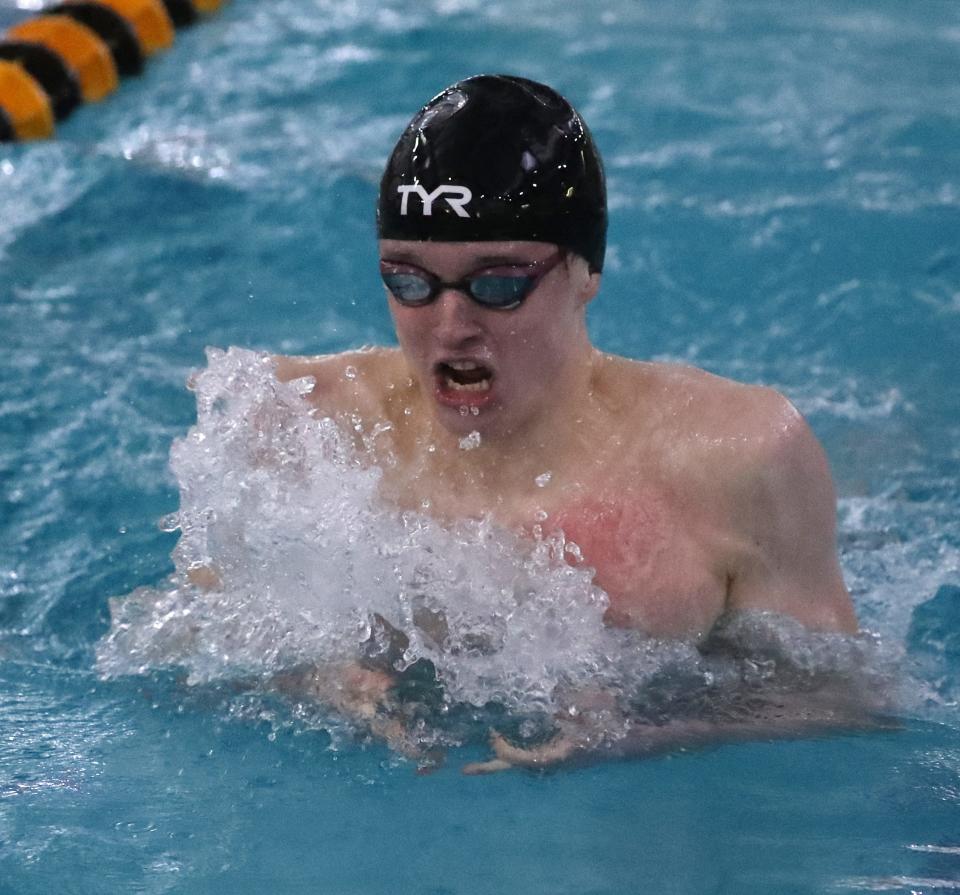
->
<box><xmin>434</xmin><ymin>360</ymin><xmax>495</xmax><ymax>401</ymax></box>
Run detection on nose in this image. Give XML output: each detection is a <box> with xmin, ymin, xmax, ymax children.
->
<box><xmin>431</xmin><ymin>287</ymin><xmax>485</xmax><ymax>346</ymax></box>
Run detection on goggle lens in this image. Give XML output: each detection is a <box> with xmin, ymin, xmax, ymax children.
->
<box><xmin>381</xmin><ymin>273</ymin><xmax>434</xmax><ymax>305</ymax></box>
<box><xmin>381</xmin><ymin>251</ymin><xmax>563</xmax><ymax>311</ymax></box>
<box><xmin>468</xmin><ymin>275</ymin><xmax>531</xmax><ymax>307</ymax></box>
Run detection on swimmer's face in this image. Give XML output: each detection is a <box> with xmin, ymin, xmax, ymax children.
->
<box><xmin>379</xmin><ymin>239</ymin><xmax>599</xmax><ymax>439</ymax></box>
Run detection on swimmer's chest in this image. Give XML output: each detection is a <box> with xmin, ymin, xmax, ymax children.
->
<box><xmin>403</xmin><ymin>475</ymin><xmax>729</xmax><ymax>638</ymax></box>
<box><xmin>537</xmin><ymin>485</ymin><xmax>728</xmax><ymax>636</ymax></box>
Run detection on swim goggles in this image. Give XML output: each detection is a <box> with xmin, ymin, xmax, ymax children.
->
<box><xmin>380</xmin><ymin>250</ymin><xmax>564</xmax><ymax>310</ymax></box>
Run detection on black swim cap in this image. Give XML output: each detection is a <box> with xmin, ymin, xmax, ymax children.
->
<box><xmin>377</xmin><ymin>74</ymin><xmax>607</xmax><ymax>273</ymax></box>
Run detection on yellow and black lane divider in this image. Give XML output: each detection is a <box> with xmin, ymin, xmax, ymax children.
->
<box><xmin>0</xmin><ymin>0</ymin><xmax>229</xmax><ymax>142</ymax></box>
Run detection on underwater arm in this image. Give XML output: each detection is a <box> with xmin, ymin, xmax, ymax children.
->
<box><xmin>269</xmin><ymin>660</ymin><xmax>429</xmax><ymax>759</ymax></box>
<box><xmin>462</xmin><ymin>677</ymin><xmax>893</xmax><ymax>774</ymax></box>
<box><xmin>269</xmin><ymin>612</ymin><xmax>450</xmax><ymax>766</ymax></box>
<box><xmin>178</xmin><ymin>564</ymin><xmax>410</xmax><ymax>743</ymax></box>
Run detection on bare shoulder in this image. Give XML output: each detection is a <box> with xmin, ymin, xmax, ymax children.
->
<box><xmin>622</xmin><ymin>359</ymin><xmax>833</xmax><ymax>515</ymax></box>
<box><xmin>272</xmin><ymin>347</ymin><xmax>409</xmax><ymax>418</ymax></box>
<box><xmin>665</xmin><ymin>365</ymin><xmax>827</xmax><ymax>495</ymax></box>
<box><xmin>598</xmin><ymin>355</ymin><xmax>799</xmax><ymax>456</ymax></box>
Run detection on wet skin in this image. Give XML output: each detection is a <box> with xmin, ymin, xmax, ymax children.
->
<box><xmin>275</xmin><ymin>239</ymin><xmax>857</xmax><ymax>640</ymax></box>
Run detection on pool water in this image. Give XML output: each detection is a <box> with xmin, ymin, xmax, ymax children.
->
<box><xmin>2</xmin><ymin>0</ymin><xmax>959</xmax><ymax>892</ymax></box>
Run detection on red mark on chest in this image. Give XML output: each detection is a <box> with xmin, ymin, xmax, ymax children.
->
<box><xmin>542</xmin><ymin>487</ymin><xmax>724</xmax><ymax>637</ymax></box>
<box><xmin>549</xmin><ymin>490</ymin><xmax>677</xmax><ymax>598</ymax></box>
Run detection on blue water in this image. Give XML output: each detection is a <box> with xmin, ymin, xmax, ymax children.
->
<box><xmin>2</xmin><ymin>0</ymin><xmax>960</xmax><ymax>892</ymax></box>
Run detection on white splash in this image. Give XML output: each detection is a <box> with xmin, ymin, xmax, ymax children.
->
<box><xmin>97</xmin><ymin>348</ymin><xmax>613</xmax><ymax>714</ymax></box>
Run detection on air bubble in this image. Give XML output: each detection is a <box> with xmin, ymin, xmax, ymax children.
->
<box><xmin>344</xmin><ymin>366</ymin><xmax>357</xmax><ymax>380</ymax></box>
<box><xmin>535</xmin><ymin>471</ymin><xmax>552</xmax><ymax>488</ymax></box>
<box><xmin>459</xmin><ymin>431</ymin><xmax>481</xmax><ymax>451</ymax></box>
<box><xmin>519</xmin><ymin>718</ymin><xmax>539</xmax><ymax>737</ymax></box>
<box><xmin>158</xmin><ymin>513</ymin><xmax>181</xmax><ymax>533</ymax></box>
<box><xmin>291</xmin><ymin>377</ymin><xmax>315</xmax><ymax>397</ymax></box>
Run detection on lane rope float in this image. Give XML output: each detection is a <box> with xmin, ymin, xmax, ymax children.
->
<box><xmin>161</xmin><ymin>0</ymin><xmax>199</xmax><ymax>28</ymax></box>
<box><xmin>0</xmin><ymin>41</ymin><xmax>81</xmax><ymax>121</ymax></box>
<box><xmin>0</xmin><ymin>0</ymin><xmax>229</xmax><ymax>142</ymax></box>
<box><xmin>0</xmin><ymin>102</ymin><xmax>14</xmax><ymax>141</ymax></box>
<box><xmin>50</xmin><ymin>2</ymin><xmax>146</xmax><ymax>77</ymax></box>
<box><xmin>8</xmin><ymin>15</ymin><xmax>119</xmax><ymax>103</ymax></box>
<box><xmin>0</xmin><ymin>59</ymin><xmax>54</xmax><ymax>140</ymax></box>
<box><xmin>88</xmin><ymin>0</ymin><xmax>174</xmax><ymax>57</ymax></box>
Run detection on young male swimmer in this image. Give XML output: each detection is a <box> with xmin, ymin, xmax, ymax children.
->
<box><xmin>266</xmin><ymin>74</ymin><xmax>859</xmax><ymax>769</ymax></box>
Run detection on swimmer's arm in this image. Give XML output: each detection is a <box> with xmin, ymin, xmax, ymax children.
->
<box><xmin>172</xmin><ymin>569</ymin><xmax>408</xmax><ymax>741</ymax></box>
<box><xmin>724</xmin><ymin>396</ymin><xmax>858</xmax><ymax>633</ymax></box>
<box><xmin>463</xmin><ymin>681</ymin><xmax>893</xmax><ymax>775</ymax></box>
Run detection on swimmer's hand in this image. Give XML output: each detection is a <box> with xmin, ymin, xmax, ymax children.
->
<box><xmin>462</xmin><ymin>717</ymin><xmax>728</xmax><ymax>774</ymax></box>
<box><xmin>462</xmin><ymin>688</ymin><xmax>622</xmax><ymax>775</ymax></box>
<box><xmin>271</xmin><ymin>661</ymin><xmax>396</xmax><ymax>728</ymax></box>
<box><xmin>462</xmin><ymin>731</ymin><xmax>582</xmax><ymax>774</ymax></box>
<box><xmin>269</xmin><ymin>661</ymin><xmax>438</xmax><ymax>766</ymax></box>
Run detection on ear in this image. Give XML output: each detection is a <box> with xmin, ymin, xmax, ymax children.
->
<box><xmin>581</xmin><ymin>270</ymin><xmax>601</xmax><ymax>305</ymax></box>
<box><xmin>564</xmin><ymin>253</ymin><xmax>601</xmax><ymax>309</ymax></box>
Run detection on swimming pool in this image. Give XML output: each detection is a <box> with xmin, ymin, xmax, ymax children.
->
<box><xmin>2</xmin><ymin>0</ymin><xmax>959</xmax><ymax>891</ymax></box>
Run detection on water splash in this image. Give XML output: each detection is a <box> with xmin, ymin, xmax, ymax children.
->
<box><xmin>97</xmin><ymin>348</ymin><xmax>614</xmax><ymax>715</ymax></box>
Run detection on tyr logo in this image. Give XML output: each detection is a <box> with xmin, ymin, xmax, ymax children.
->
<box><xmin>397</xmin><ymin>184</ymin><xmax>472</xmax><ymax>218</ymax></box>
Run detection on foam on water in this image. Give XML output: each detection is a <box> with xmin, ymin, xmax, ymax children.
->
<box><xmin>96</xmin><ymin>349</ymin><xmax>904</xmax><ymax>752</ymax></box>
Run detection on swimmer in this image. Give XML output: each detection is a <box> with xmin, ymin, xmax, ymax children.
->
<box><xmin>261</xmin><ymin>75</ymin><xmax>859</xmax><ymax>768</ymax></box>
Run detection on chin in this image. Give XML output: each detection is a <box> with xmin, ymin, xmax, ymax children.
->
<box><xmin>434</xmin><ymin>398</ymin><xmax>538</xmax><ymax>446</ymax></box>
<box><xmin>432</xmin><ymin>400</ymin><xmax>500</xmax><ymax>437</ymax></box>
